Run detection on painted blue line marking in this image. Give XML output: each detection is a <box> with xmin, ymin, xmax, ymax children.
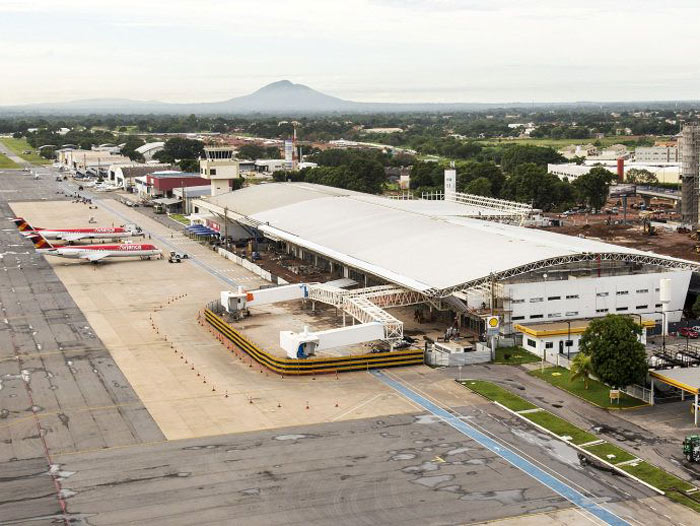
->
<box><xmin>371</xmin><ymin>370</ymin><xmax>629</xmax><ymax>526</ymax></box>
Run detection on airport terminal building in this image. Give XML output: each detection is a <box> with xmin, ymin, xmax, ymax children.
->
<box><xmin>192</xmin><ymin>182</ymin><xmax>697</xmax><ymax>341</ymax></box>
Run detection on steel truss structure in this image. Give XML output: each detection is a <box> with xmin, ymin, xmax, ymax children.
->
<box><xmin>421</xmin><ymin>190</ymin><xmax>534</xmax><ymax>216</ymax></box>
<box><xmin>431</xmin><ymin>252</ymin><xmax>700</xmax><ymax>299</ymax></box>
<box><xmin>447</xmin><ymin>191</ymin><xmax>534</xmax><ymax>215</ymax></box>
<box><xmin>308</xmin><ymin>284</ymin><xmax>423</xmax><ymax>341</ymax></box>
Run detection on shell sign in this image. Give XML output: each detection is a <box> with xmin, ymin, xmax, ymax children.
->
<box><xmin>486</xmin><ymin>316</ymin><xmax>500</xmax><ymax>335</ymax></box>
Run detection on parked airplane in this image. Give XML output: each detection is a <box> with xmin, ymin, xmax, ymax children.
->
<box><xmin>13</xmin><ymin>217</ymin><xmax>143</xmax><ymax>242</ymax></box>
<box><xmin>27</xmin><ymin>233</ymin><xmax>161</xmax><ymax>263</ymax></box>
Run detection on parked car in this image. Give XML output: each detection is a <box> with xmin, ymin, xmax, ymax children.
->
<box><xmin>680</xmin><ymin>327</ymin><xmax>699</xmax><ymax>339</ymax></box>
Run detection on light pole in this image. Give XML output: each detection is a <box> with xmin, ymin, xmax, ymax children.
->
<box><xmin>566</xmin><ymin>320</ymin><xmax>572</xmax><ymax>360</ymax></box>
<box><xmin>646</xmin><ymin>309</ymin><xmax>683</xmax><ymax>354</ymax></box>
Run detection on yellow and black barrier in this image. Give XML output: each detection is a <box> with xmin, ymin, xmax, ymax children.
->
<box><xmin>203</xmin><ymin>308</ymin><xmax>424</xmax><ymax>375</ymax></box>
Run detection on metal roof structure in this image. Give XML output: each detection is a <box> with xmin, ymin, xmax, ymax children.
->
<box><xmin>135</xmin><ymin>141</ymin><xmax>165</xmax><ymax>154</ymax></box>
<box><xmin>515</xmin><ymin>318</ymin><xmax>655</xmax><ymax>337</ymax></box>
<box><xmin>196</xmin><ymin>183</ymin><xmax>700</xmax><ymax>298</ymax></box>
<box><xmin>152</xmin><ymin>197</ymin><xmax>181</xmax><ymax>206</ymax></box>
<box><xmin>650</xmin><ymin>368</ymin><xmax>700</xmax><ymax>395</ymax></box>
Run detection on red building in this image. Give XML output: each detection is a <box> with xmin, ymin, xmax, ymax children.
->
<box><xmin>146</xmin><ymin>172</ymin><xmax>209</xmax><ymax>197</ymax></box>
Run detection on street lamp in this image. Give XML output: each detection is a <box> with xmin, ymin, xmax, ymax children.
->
<box><xmin>566</xmin><ymin>320</ymin><xmax>572</xmax><ymax>360</ymax></box>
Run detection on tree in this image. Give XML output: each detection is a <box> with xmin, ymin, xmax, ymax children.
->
<box><xmin>120</xmin><ymin>135</ymin><xmax>145</xmax><ymax>162</ymax></box>
<box><xmin>237</xmin><ymin>144</ymin><xmax>267</xmax><ymax>160</ymax></box>
<box><xmin>456</xmin><ymin>160</ymin><xmax>505</xmax><ymax>196</ymax></box>
<box><xmin>409</xmin><ymin>161</ymin><xmax>443</xmax><ymax>189</ymax></box>
<box><xmin>501</xmin><ymin>163</ymin><xmax>576</xmax><ymax>212</ymax></box>
<box><xmin>153</xmin><ymin>138</ymin><xmax>204</xmax><ymax>163</ymax></box>
<box><xmin>464</xmin><ymin>177</ymin><xmax>492</xmax><ymax>197</ymax></box>
<box><xmin>578</xmin><ymin>315</ymin><xmax>648</xmax><ymax>388</ymax></box>
<box><xmin>178</xmin><ymin>158</ymin><xmax>200</xmax><ymax>173</ymax></box>
<box><xmin>692</xmin><ymin>295</ymin><xmax>700</xmax><ymax>319</ymax></box>
<box><xmin>626</xmin><ymin>168</ymin><xmax>657</xmax><ymax>185</ymax></box>
<box><xmin>569</xmin><ymin>352</ymin><xmax>595</xmax><ymax>390</ymax></box>
<box><xmin>573</xmin><ymin>166</ymin><xmax>616</xmax><ymax>210</ymax></box>
<box><xmin>500</xmin><ymin>145</ymin><xmax>564</xmax><ymax>173</ymax></box>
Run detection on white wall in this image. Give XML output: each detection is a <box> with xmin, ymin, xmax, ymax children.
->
<box><xmin>522</xmin><ymin>333</ymin><xmax>581</xmax><ymax>361</ymax></box>
<box><xmin>522</xmin><ymin>328</ymin><xmax>647</xmax><ymax>364</ymax></box>
<box><xmin>505</xmin><ymin>270</ymin><xmax>691</xmax><ymax>327</ymax></box>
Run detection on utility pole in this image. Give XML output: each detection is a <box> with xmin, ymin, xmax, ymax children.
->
<box><xmin>224</xmin><ymin>206</ymin><xmax>228</xmax><ymax>246</ymax></box>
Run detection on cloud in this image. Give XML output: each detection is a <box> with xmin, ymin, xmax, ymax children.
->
<box><xmin>2</xmin><ymin>1</ymin><xmax>700</xmax><ymax>104</ymax></box>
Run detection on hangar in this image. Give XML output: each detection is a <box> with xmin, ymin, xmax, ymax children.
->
<box><xmin>193</xmin><ymin>181</ymin><xmax>697</xmax><ymax>342</ymax></box>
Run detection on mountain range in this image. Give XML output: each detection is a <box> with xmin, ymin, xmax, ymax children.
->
<box><xmin>1</xmin><ymin>80</ymin><xmax>696</xmax><ymax>115</ymax></box>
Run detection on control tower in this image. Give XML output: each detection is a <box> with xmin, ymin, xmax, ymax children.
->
<box><xmin>200</xmin><ymin>145</ymin><xmax>241</xmax><ymax>196</ymax></box>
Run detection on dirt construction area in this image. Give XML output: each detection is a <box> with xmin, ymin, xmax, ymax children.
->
<box><xmin>7</xmin><ymin>198</ymin><xmax>466</xmax><ymax>440</ymax></box>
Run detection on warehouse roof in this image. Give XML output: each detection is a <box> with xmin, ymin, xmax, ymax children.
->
<box><xmin>198</xmin><ymin>183</ymin><xmax>698</xmax><ymax>296</ymax></box>
<box><xmin>135</xmin><ymin>141</ymin><xmax>165</xmax><ymax>154</ymax></box>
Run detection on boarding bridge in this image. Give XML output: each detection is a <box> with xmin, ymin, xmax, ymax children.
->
<box><xmin>221</xmin><ymin>281</ymin><xmax>424</xmax><ymax>358</ymax></box>
<box><xmin>307</xmin><ymin>283</ymin><xmax>423</xmax><ymax>340</ymax></box>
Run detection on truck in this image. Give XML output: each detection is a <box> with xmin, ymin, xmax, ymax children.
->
<box><xmin>682</xmin><ymin>435</ymin><xmax>700</xmax><ymax>462</ymax></box>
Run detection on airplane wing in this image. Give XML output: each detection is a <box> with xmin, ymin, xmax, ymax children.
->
<box><xmin>80</xmin><ymin>252</ymin><xmax>109</xmax><ymax>262</ymax></box>
<box><xmin>61</xmin><ymin>233</ymin><xmax>87</xmax><ymax>242</ymax></box>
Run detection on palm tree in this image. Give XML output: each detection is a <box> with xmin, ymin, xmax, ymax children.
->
<box><xmin>570</xmin><ymin>352</ymin><xmax>594</xmax><ymax>390</ymax></box>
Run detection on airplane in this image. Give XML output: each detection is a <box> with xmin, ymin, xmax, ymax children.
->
<box><xmin>27</xmin><ymin>233</ymin><xmax>162</xmax><ymax>263</ymax></box>
<box><xmin>13</xmin><ymin>217</ymin><xmax>143</xmax><ymax>243</ymax></box>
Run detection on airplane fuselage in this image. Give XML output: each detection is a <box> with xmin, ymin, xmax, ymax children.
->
<box><xmin>38</xmin><ymin>244</ymin><xmax>161</xmax><ymax>261</ymax></box>
<box><xmin>27</xmin><ymin>228</ymin><xmax>141</xmax><ymax>241</ymax></box>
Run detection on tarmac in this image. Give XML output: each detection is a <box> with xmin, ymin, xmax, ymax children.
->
<box><xmin>8</xmin><ymin>195</ymin><xmax>423</xmax><ymax>441</ymax></box>
<box><xmin>2</xmin><ymin>168</ymin><xmax>700</xmax><ymax>525</ymax></box>
<box><xmin>0</xmin><ymin>170</ymin><xmax>164</xmax><ymax>522</ymax></box>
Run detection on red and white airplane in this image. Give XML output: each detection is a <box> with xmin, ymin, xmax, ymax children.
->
<box><xmin>28</xmin><ymin>233</ymin><xmax>161</xmax><ymax>263</ymax></box>
<box><xmin>13</xmin><ymin>217</ymin><xmax>143</xmax><ymax>243</ymax></box>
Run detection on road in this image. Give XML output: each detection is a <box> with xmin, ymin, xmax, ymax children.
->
<box><xmin>0</xmin><ymin>139</ymin><xmax>28</xmax><ymax>166</ymax></box>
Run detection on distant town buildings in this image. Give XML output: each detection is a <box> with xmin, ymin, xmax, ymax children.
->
<box><xmin>361</xmin><ymin>127</ymin><xmax>403</xmax><ymax>134</ymax></box>
<box><xmin>558</xmin><ymin>143</ymin><xmax>629</xmax><ymax>161</ymax></box>
<box><xmin>635</xmin><ymin>145</ymin><xmax>679</xmax><ymax>163</ymax></box>
<box><xmin>547</xmin><ymin>163</ymin><xmax>591</xmax><ymax>182</ymax></box>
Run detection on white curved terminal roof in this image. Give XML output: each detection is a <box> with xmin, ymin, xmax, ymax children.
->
<box><xmin>135</xmin><ymin>141</ymin><xmax>165</xmax><ymax>154</ymax></box>
<box><xmin>202</xmin><ymin>183</ymin><xmax>697</xmax><ymax>296</ymax></box>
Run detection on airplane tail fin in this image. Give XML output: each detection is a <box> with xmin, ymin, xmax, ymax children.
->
<box><xmin>12</xmin><ymin>217</ymin><xmax>35</xmax><ymax>232</ymax></box>
<box><xmin>27</xmin><ymin>233</ymin><xmax>53</xmax><ymax>250</ymax></box>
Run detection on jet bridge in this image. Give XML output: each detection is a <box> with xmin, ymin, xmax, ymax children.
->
<box><xmin>219</xmin><ymin>281</ymin><xmax>424</xmax><ymax>359</ymax></box>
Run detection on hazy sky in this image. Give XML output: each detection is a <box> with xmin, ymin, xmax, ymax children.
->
<box><xmin>2</xmin><ymin>0</ymin><xmax>699</xmax><ymax>105</ymax></box>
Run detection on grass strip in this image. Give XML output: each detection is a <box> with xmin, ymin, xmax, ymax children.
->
<box><xmin>458</xmin><ymin>379</ymin><xmax>700</xmax><ymax>513</ymax></box>
<box><xmin>529</xmin><ymin>366</ymin><xmax>646</xmax><ymax>409</ymax></box>
<box><xmin>666</xmin><ymin>491</ymin><xmax>700</xmax><ymax>513</ymax></box>
<box><xmin>461</xmin><ymin>380</ymin><xmax>537</xmax><ymax>412</ymax></box>
<box><xmin>582</xmin><ymin>442</ymin><xmax>637</xmax><ymax>464</ymax></box>
<box><xmin>521</xmin><ymin>410</ymin><xmax>598</xmax><ymax>445</ymax></box>
<box><xmin>0</xmin><ymin>137</ymin><xmax>51</xmax><ymax>164</ymax></box>
<box><xmin>620</xmin><ymin>461</ymin><xmax>694</xmax><ymax>493</ymax></box>
<box><xmin>169</xmin><ymin>213</ymin><xmax>189</xmax><ymax>225</ymax></box>
<box><xmin>0</xmin><ymin>154</ymin><xmax>20</xmax><ymax>169</ymax></box>
<box><xmin>493</xmin><ymin>346</ymin><xmax>540</xmax><ymax>365</ymax></box>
